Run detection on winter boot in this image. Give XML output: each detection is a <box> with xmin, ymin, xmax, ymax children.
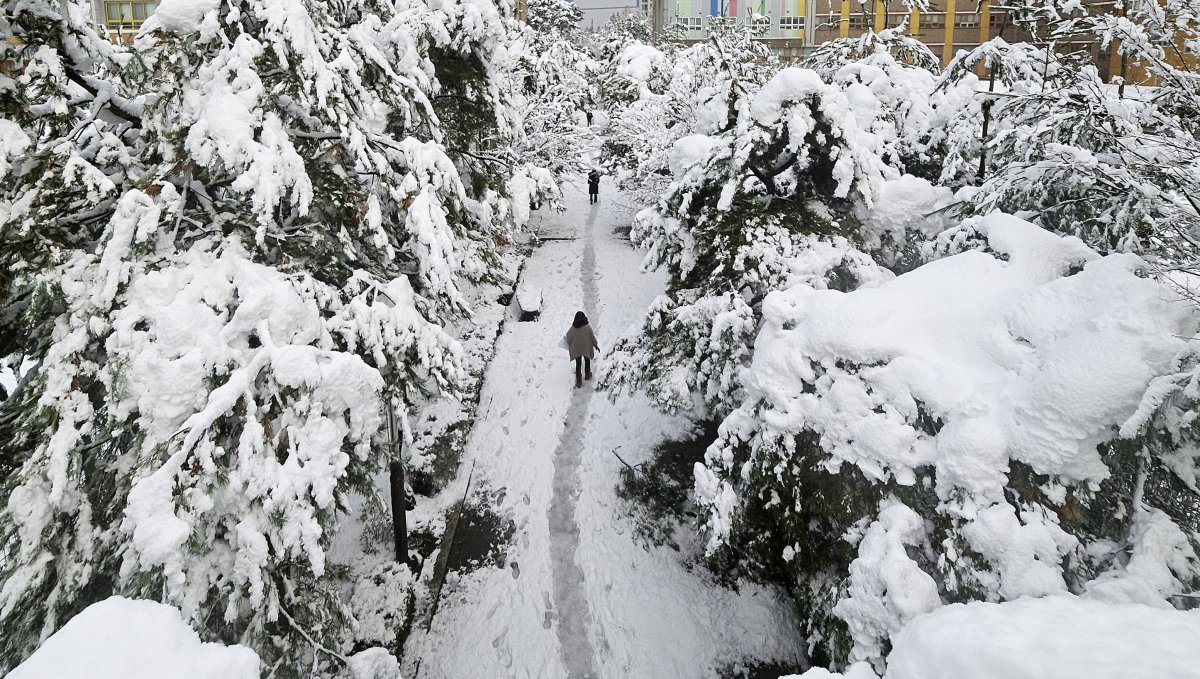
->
<box><xmin>585</xmin><ymin>369</ymin><xmax>593</xmax><ymax>381</ymax></box>
<box><xmin>575</xmin><ymin>373</ymin><xmax>584</xmax><ymax>389</ymax></box>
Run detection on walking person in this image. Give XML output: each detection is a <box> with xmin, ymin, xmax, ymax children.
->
<box><xmin>585</xmin><ymin>108</ymin><xmax>594</xmax><ymax>127</ymax></box>
<box><xmin>563</xmin><ymin>311</ymin><xmax>599</xmax><ymax>389</ymax></box>
<box><xmin>587</xmin><ymin>170</ymin><xmax>600</xmax><ymax>204</ymax></box>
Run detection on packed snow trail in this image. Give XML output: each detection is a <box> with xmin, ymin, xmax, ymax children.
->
<box><xmin>546</xmin><ymin>198</ymin><xmax>601</xmax><ymax>678</ymax></box>
<box><xmin>404</xmin><ymin>178</ymin><xmax>805</xmax><ymax>678</ymax></box>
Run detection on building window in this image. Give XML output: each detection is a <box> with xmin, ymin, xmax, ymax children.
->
<box><xmin>953</xmin><ymin>11</ymin><xmax>979</xmax><ymax>28</ymax></box>
<box><xmin>104</xmin><ymin>1</ymin><xmax>159</xmax><ymax>30</ymax></box>
<box><xmin>675</xmin><ymin>16</ymin><xmax>704</xmax><ymax>31</ymax></box>
<box><xmin>779</xmin><ymin>15</ymin><xmax>805</xmax><ymax>30</ymax></box>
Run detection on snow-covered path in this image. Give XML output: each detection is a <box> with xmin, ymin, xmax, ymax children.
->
<box><xmin>547</xmin><ymin>196</ymin><xmax>600</xmax><ymax>677</ymax></box>
<box><xmin>404</xmin><ymin>179</ymin><xmax>805</xmax><ymax>678</ymax></box>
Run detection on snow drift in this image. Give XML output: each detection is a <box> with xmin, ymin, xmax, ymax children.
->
<box><xmin>785</xmin><ymin>594</ymin><xmax>1200</xmax><ymax>679</ymax></box>
<box><xmin>7</xmin><ymin>597</ymin><xmax>260</xmax><ymax>679</ymax></box>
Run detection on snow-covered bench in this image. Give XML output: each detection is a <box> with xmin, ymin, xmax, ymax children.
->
<box><xmin>517</xmin><ymin>282</ymin><xmax>541</xmax><ymax>322</ymax></box>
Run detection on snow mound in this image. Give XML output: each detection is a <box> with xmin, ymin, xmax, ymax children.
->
<box><xmin>346</xmin><ymin>648</ymin><xmax>404</xmax><ymax>679</ymax></box>
<box><xmin>886</xmin><ymin>595</ymin><xmax>1200</xmax><ymax>679</ymax></box>
<box><xmin>615</xmin><ymin>44</ymin><xmax>666</xmax><ymax>83</ymax></box>
<box><xmin>860</xmin><ymin>175</ymin><xmax>956</xmax><ymax>241</ymax></box>
<box><xmin>783</xmin><ymin>664</ymin><xmax>879</xmax><ymax>679</ymax></box>
<box><xmin>749</xmin><ymin>212</ymin><xmax>1193</xmax><ymax>496</ymax></box>
<box><xmin>8</xmin><ymin>597</ymin><xmax>260</xmax><ymax>679</ymax></box>
<box><xmin>144</xmin><ymin>0</ymin><xmax>219</xmax><ymax>33</ymax></box>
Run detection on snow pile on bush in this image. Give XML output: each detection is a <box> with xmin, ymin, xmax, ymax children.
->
<box><xmin>601</xmin><ymin>42</ymin><xmax>670</xmax><ymax>105</ymax></box>
<box><xmin>696</xmin><ymin>213</ymin><xmax>1200</xmax><ymax>665</ymax></box>
<box><xmin>615</xmin><ymin>44</ymin><xmax>667</xmax><ymax>84</ymax></box>
<box><xmin>351</xmin><ymin>560</ymin><xmax>416</xmax><ymax>647</ymax></box>
<box><xmin>732</xmin><ymin>213</ymin><xmax>1187</xmax><ymax>495</ymax></box>
<box><xmin>8</xmin><ymin>597</ymin><xmax>260</xmax><ymax>679</ymax></box>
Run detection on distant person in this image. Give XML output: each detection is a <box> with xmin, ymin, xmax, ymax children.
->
<box><xmin>585</xmin><ymin>109</ymin><xmax>594</xmax><ymax>127</ymax></box>
<box><xmin>587</xmin><ymin>170</ymin><xmax>600</xmax><ymax>204</ymax></box>
<box><xmin>563</xmin><ymin>310</ymin><xmax>599</xmax><ymax>389</ymax></box>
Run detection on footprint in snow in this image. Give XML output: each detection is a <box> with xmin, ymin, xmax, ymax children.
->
<box><xmin>491</xmin><ymin>631</ymin><xmax>513</xmax><ymax>668</ymax></box>
<box><xmin>510</xmin><ymin>561</ymin><xmax>520</xmax><ymax>579</ymax></box>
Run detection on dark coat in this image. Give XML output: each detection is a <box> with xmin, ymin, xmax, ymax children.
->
<box><xmin>587</xmin><ymin>172</ymin><xmax>600</xmax><ymax>192</ymax></box>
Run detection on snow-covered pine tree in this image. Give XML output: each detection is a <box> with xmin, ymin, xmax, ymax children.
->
<box><xmin>933</xmin><ymin>14</ymin><xmax>1200</xmax><ymax>259</ymax></box>
<box><xmin>805</xmin><ymin>29</ymin><xmax>944</xmax><ymax>187</ymax></box>
<box><xmin>594</xmin><ymin>9</ymin><xmax>655</xmax><ymax>62</ymax></box>
<box><xmin>602</xmin><ymin>52</ymin><xmax>895</xmax><ymax>421</ymax></box>
<box><xmin>508</xmin><ymin>0</ymin><xmax>595</xmax><ymax>179</ymax></box>
<box><xmin>601</xmin><ymin>28</ymin><xmax>773</xmax><ymax>204</ymax></box>
<box><xmin>524</xmin><ymin>0</ymin><xmax>582</xmax><ymax>36</ymax></box>
<box><xmin>0</xmin><ymin>0</ymin><xmax>537</xmax><ymax>674</ymax></box>
<box><xmin>917</xmin><ymin>39</ymin><xmax>1056</xmax><ymax>190</ymax></box>
<box><xmin>0</xmin><ymin>0</ymin><xmax>141</xmax><ymax>478</ymax></box>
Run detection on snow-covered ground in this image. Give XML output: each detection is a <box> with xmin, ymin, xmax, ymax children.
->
<box><xmin>403</xmin><ymin>177</ymin><xmax>805</xmax><ymax>677</ymax></box>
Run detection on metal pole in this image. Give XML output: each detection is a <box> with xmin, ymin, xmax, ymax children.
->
<box><xmin>387</xmin><ymin>405</ymin><xmax>408</xmax><ymax>564</ymax></box>
<box><xmin>651</xmin><ymin>0</ymin><xmax>659</xmax><ymax>44</ymax></box>
<box><xmin>390</xmin><ymin>461</ymin><xmax>408</xmax><ymax>563</ymax></box>
<box><xmin>977</xmin><ymin>64</ymin><xmax>996</xmax><ymax>183</ymax></box>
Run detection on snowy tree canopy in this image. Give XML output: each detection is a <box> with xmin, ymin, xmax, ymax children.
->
<box><xmin>0</xmin><ymin>0</ymin><xmax>548</xmax><ymax>674</ymax></box>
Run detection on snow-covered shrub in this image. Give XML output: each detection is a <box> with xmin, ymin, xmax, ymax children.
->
<box><xmin>523</xmin><ymin>0</ymin><xmax>582</xmax><ymax>35</ymax></box>
<box><xmin>599</xmin><ymin>42</ymin><xmax>671</xmax><ymax>107</ymax></box>
<box><xmin>591</xmin><ymin>9</ymin><xmax>655</xmax><ymax>62</ymax></box>
<box><xmin>824</xmin><ymin>50</ymin><xmax>940</xmax><ymax>182</ymax></box>
<box><xmin>351</xmin><ymin>559</ymin><xmax>416</xmax><ymax>648</ymax></box>
<box><xmin>604</xmin><ymin>65</ymin><xmax>895</xmax><ymax>420</ymax></box>
<box><xmin>696</xmin><ymin>214</ymin><xmax>1200</xmax><ymax>669</ymax></box>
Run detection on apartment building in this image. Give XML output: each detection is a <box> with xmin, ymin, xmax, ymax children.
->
<box><xmin>645</xmin><ymin>0</ymin><xmax>1168</xmax><ymax>82</ymax></box>
<box><xmin>646</xmin><ymin>0</ymin><xmax>1029</xmax><ymax>66</ymax></box>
